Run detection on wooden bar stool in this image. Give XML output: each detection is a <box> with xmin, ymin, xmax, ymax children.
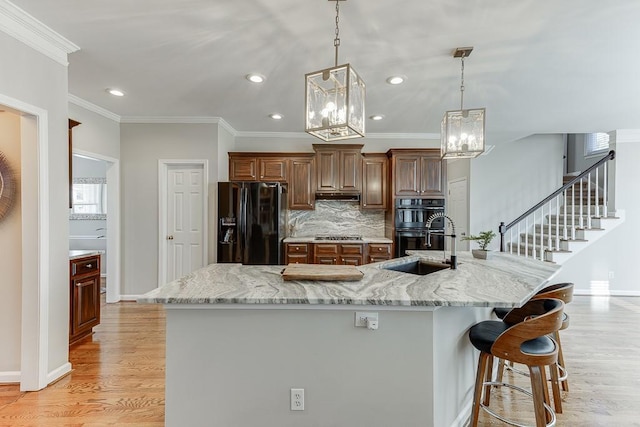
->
<box><xmin>495</xmin><ymin>282</ymin><xmax>574</xmax><ymax>412</ymax></box>
<box><xmin>469</xmin><ymin>298</ymin><xmax>564</xmax><ymax>427</ymax></box>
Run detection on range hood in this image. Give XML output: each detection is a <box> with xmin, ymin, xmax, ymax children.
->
<box><xmin>315</xmin><ymin>192</ymin><xmax>361</xmax><ymax>201</ymax></box>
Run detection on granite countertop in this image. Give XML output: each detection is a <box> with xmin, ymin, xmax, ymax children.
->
<box><xmin>283</xmin><ymin>237</ymin><xmax>393</xmax><ymax>244</ymax></box>
<box><xmin>138</xmin><ymin>251</ymin><xmax>561</xmax><ymax>308</ymax></box>
<box><xmin>69</xmin><ymin>250</ymin><xmax>105</xmax><ymax>260</ymax></box>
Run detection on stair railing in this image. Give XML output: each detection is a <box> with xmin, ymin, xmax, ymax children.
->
<box><xmin>499</xmin><ymin>150</ymin><xmax>615</xmax><ymax>261</ymax></box>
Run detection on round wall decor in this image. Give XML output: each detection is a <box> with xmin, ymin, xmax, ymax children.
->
<box><xmin>0</xmin><ymin>151</ymin><xmax>17</xmax><ymax>221</ymax></box>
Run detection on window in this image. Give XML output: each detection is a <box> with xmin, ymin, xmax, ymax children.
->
<box><xmin>584</xmin><ymin>132</ymin><xmax>610</xmax><ymax>157</ymax></box>
<box><xmin>70</xmin><ymin>177</ymin><xmax>107</xmax><ymax>219</ymax></box>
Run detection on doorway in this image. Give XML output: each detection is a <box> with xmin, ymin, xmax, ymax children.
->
<box><xmin>0</xmin><ymin>94</ymin><xmax>52</xmax><ymax>391</ymax></box>
<box><xmin>448</xmin><ymin>178</ymin><xmax>469</xmax><ymax>251</ymax></box>
<box><xmin>158</xmin><ymin>160</ymin><xmax>208</xmax><ymax>287</ymax></box>
<box><xmin>71</xmin><ymin>149</ymin><xmax>121</xmax><ymax>303</ymax></box>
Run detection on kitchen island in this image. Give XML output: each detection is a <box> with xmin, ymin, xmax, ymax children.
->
<box><xmin>139</xmin><ymin>251</ymin><xmax>560</xmax><ymax>427</ymax></box>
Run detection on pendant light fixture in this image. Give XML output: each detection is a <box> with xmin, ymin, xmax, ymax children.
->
<box><xmin>305</xmin><ymin>0</ymin><xmax>365</xmax><ymax>141</ymax></box>
<box><xmin>441</xmin><ymin>47</ymin><xmax>485</xmax><ymax>159</ymax></box>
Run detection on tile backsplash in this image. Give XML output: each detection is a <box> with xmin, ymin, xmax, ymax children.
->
<box><xmin>289</xmin><ymin>201</ymin><xmax>385</xmax><ymax>237</ymax></box>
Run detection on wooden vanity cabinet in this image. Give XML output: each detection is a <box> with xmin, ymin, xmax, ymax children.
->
<box><xmin>367</xmin><ymin>243</ymin><xmax>393</xmax><ymax>263</ymax></box>
<box><xmin>285</xmin><ymin>243</ymin><xmax>311</xmax><ymax>264</ymax></box>
<box><xmin>388</xmin><ymin>149</ymin><xmax>445</xmax><ymax>197</ymax></box>
<box><xmin>361</xmin><ymin>154</ymin><xmax>388</xmax><ymax>210</ymax></box>
<box><xmin>313</xmin><ymin>144</ymin><xmax>363</xmax><ymax>193</ymax></box>
<box><xmin>69</xmin><ymin>254</ymin><xmax>101</xmax><ymax>345</ymax></box>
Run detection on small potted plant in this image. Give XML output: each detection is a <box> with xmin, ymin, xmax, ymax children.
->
<box><xmin>462</xmin><ymin>230</ymin><xmax>496</xmax><ymax>260</ymax></box>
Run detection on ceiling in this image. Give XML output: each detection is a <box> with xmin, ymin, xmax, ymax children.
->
<box><xmin>9</xmin><ymin>0</ymin><xmax>640</xmax><ymax>142</ymax></box>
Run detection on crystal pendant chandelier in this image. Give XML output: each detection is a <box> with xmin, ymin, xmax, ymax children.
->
<box><xmin>441</xmin><ymin>47</ymin><xmax>485</xmax><ymax>159</ymax></box>
<box><xmin>305</xmin><ymin>0</ymin><xmax>365</xmax><ymax>141</ymax></box>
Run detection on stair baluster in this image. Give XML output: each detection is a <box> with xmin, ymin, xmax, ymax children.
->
<box><xmin>499</xmin><ymin>150</ymin><xmax>615</xmax><ymax>263</ymax></box>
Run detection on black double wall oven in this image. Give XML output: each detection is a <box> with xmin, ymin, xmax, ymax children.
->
<box><xmin>395</xmin><ymin>198</ymin><xmax>445</xmax><ymax>258</ymax></box>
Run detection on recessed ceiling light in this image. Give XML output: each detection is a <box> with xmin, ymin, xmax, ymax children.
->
<box><xmin>369</xmin><ymin>115</ymin><xmax>385</xmax><ymax>121</ymax></box>
<box><xmin>269</xmin><ymin>113</ymin><xmax>283</xmax><ymax>120</ymax></box>
<box><xmin>246</xmin><ymin>74</ymin><xmax>265</xmax><ymax>83</ymax></box>
<box><xmin>106</xmin><ymin>88</ymin><xmax>125</xmax><ymax>97</ymax></box>
<box><xmin>386</xmin><ymin>76</ymin><xmax>405</xmax><ymax>85</ymax></box>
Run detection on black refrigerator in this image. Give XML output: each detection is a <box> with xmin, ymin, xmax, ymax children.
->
<box><xmin>217</xmin><ymin>182</ymin><xmax>287</xmax><ymax>265</ymax></box>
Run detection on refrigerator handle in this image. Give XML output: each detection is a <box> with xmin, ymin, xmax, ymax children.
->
<box><xmin>240</xmin><ymin>186</ymin><xmax>247</xmax><ymax>258</ymax></box>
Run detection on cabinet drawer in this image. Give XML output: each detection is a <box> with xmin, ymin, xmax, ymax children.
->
<box><xmin>286</xmin><ymin>254</ymin><xmax>310</xmax><ymax>264</ymax></box>
<box><xmin>368</xmin><ymin>244</ymin><xmax>391</xmax><ymax>256</ymax></box>
<box><xmin>341</xmin><ymin>256</ymin><xmax>363</xmax><ymax>266</ymax></box>
<box><xmin>314</xmin><ymin>244</ymin><xmax>339</xmax><ymax>255</ymax></box>
<box><xmin>287</xmin><ymin>244</ymin><xmax>309</xmax><ymax>254</ymax></box>
<box><xmin>71</xmin><ymin>256</ymin><xmax>100</xmax><ymax>277</ymax></box>
<box><xmin>341</xmin><ymin>244</ymin><xmax>364</xmax><ymax>255</ymax></box>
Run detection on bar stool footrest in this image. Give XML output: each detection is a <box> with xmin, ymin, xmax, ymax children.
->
<box><xmin>480</xmin><ymin>380</ymin><xmax>556</xmax><ymax>427</ymax></box>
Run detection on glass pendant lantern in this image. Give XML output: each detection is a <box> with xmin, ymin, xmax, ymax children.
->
<box><xmin>441</xmin><ymin>47</ymin><xmax>485</xmax><ymax>159</ymax></box>
<box><xmin>305</xmin><ymin>0</ymin><xmax>365</xmax><ymax>141</ymax></box>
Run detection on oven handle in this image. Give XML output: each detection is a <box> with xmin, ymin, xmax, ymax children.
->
<box><xmin>395</xmin><ymin>206</ymin><xmax>445</xmax><ymax>211</ymax></box>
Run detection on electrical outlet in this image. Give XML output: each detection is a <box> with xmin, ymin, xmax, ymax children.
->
<box><xmin>290</xmin><ymin>388</ymin><xmax>304</xmax><ymax>411</ymax></box>
<box><xmin>355</xmin><ymin>312</ymin><xmax>378</xmax><ymax>328</ymax></box>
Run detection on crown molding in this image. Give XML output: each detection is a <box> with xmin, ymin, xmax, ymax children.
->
<box><xmin>68</xmin><ymin>94</ymin><xmax>121</xmax><ymax>122</ymax></box>
<box><xmin>120</xmin><ymin>116</ymin><xmax>219</xmax><ymax>124</ymax></box>
<box><xmin>233</xmin><ymin>131</ymin><xmax>441</xmax><ymax>140</ymax></box>
<box><xmin>215</xmin><ymin>117</ymin><xmax>237</xmax><ymax>137</ymax></box>
<box><xmin>0</xmin><ymin>0</ymin><xmax>79</xmax><ymax>66</ymax></box>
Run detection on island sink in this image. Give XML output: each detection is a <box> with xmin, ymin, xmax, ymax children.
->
<box><xmin>382</xmin><ymin>259</ymin><xmax>451</xmax><ymax>276</ymax></box>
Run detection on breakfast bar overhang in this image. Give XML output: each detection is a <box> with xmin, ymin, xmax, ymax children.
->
<box><xmin>139</xmin><ymin>251</ymin><xmax>560</xmax><ymax>427</ymax></box>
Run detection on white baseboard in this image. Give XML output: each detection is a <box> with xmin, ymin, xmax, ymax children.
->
<box><xmin>450</xmin><ymin>400</ymin><xmax>472</xmax><ymax>427</ymax></box>
<box><xmin>0</xmin><ymin>371</ymin><xmax>20</xmax><ymax>383</ymax></box>
<box><xmin>574</xmin><ymin>289</ymin><xmax>640</xmax><ymax>297</ymax></box>
<box><xmin>47</xmin><ymin>362</ymin><xmax>72</xmax><ymax>385</ymax></box>
<box><xmin>120</xmin><ymin>294</ymin><xmax>143</xmax><ymax>301</ymax></box>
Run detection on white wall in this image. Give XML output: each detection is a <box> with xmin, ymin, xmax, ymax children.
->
<box><xmin>469</xmin><ymin>134</ymin><xmax>565</xmax><ymax>250</ymax></box>
<box><xmin>0</xmin><ymin>30</ymin><xmax>71</xmax><ymax>385</ymax></box>
<box><xmin>217</xmin><ymin>125</ymin><xmax>235</xmax><ymax>181</ymax></box>
<box><xmin>120</xmin><ymin>123</ymin><xmax>219</xmax><ymax>296</ymax></box>
<box><xmin>0</xmin><ymin>111</ymin><xmax>22</xmax><ymax>373</ymax></box>
<box><xmin>69</xmin><ymin>103</ymin><xmax>121</xmax><ymax>160</ymax></box>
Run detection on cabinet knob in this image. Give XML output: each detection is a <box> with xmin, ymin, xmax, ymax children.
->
<box><xmin>378</xmin><ymin>248</ymin><xmax>382</xmax><ymax>251</ymax></box>
<box><xmin>86</xmin><ymin>263</ymin><xmax>93</xmax><ymax>268</ymax></box>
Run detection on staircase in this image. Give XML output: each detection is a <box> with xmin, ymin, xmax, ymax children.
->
<box><xmin>500</xmin><ymin>151</ymin><xmax>625</xmax><ymax>264</ymax></box>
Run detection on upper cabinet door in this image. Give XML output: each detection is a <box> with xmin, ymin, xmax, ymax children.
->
<box><xmin>362</xmin><ymin>154</ymin><xmax>388</xmax><ymax>210</ymax></box>
<box><xmin>229</xmin><ymin>157</ymin><xmax>257</xmax><ymax>181</ymax></box>
<box><xmin>316</xmin><ymin>150</ymin><xmax>338</xmax><ymax>192</ymax></box>
<box><xmin>394</xmin><ymin>156</ymin><xmax>420</xmax><ymax>196</ymax></box>
<box><xmin>259</xmin><ymin>158</ymin><xmax>287</xmax><ymax>182</ymax></box>
<box><xmin>339</xmin><ymin>149</ymin><xmax>362</xmax><ymax>192</ymax></box>
<box><xmin>289</xmin><ymin>157</ymin><xmax>315</xmax><ymax>210</ymax></box>
<box><xmin>420</xmin><ymin>156</ymin><xmax>444</xmax><ymax>195</ymax></box>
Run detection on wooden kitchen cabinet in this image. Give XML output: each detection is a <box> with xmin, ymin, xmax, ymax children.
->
<box><xmin>388</xmin><ymin>149</ymin><xmax>445</xmax><ymax>197</ymax></box>
<box><xmin>361</xmin><ymin>154</ymin><xmax>388</xmax><ymax>210</ymax></box>
<box><xmin>285</xmin><ymin>243</ymin><xmax>311</xmax><ymax>264</ymax></box>
<box><xmin>229</xmin><ymin>153</ymin><xmax>287</xmax><ymax>182</ymax></box>
<box><xmin>313</xmin><ymin>243</ymin><xmax>364</xmax><ymax>266</ymax></box>
<box><xmin>69</xmin><ymin>254</ymin><xmax>101</xmax><ymax>345</ymax></box>
<box><xmin>367</xmin><ymin>243</ymin><xmax>393</xmax><ymax>263</ymax></box>
<box><xmin>288</xmin><ymin>155</ymin><xmax>315</xmax><ymax>210</ymax></box>
<box><xmin>313</xmin><ymin>144</ymin><xmax>363</xmax><ymax>193</ymax></box>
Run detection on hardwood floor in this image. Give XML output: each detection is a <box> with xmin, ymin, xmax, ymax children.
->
<box><xmin>0</xmin><ymin>295</ymin><xmax>638</xmax><ymax>426</ymax></box>
<box><xmin>0</xmin><ymin>298</ymin><xmax>165</xmax><ymax>426</ymax></box>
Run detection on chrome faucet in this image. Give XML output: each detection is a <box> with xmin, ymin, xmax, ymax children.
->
<box><xmin>425</xmin><ymin>212</ymin><xmax>457</xmax><ymax>269</ymax></box>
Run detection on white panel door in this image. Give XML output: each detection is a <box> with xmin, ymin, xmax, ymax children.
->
<box><xmin>448</xmin><ymin>178</ymin><xmax>469</xmax><ymax>251</ymax></box>
<box><xmin>166</xmin><ymin>165</ymin><xmax>205</xmax><ymax>283</ymax></box>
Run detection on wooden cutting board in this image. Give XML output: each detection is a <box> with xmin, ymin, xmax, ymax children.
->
<box><xmin>281</xmin><ymin>264</ymin><xmax>364</xmax><ymax>281</ymax></box>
